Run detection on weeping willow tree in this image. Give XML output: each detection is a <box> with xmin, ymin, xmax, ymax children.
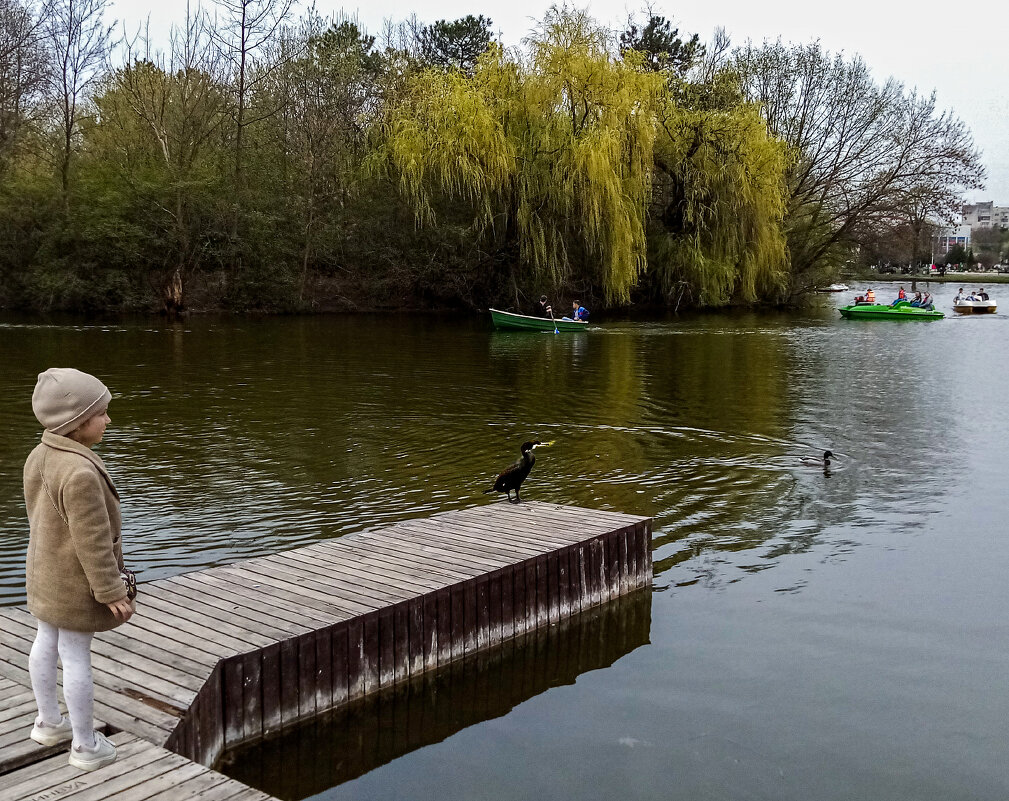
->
<box><xmin>646</xmin><ymin>74</ymin><xmax>790</xmax><ymax>306</ymax></box>
<box><xmin>373</xmin><ymin>7</ymin><xmax>664</xmax><ymax>305</ymax></box>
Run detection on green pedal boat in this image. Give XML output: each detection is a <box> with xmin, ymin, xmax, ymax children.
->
<box><xmin>489</xmin><ymin>308</ymin><xmax>590</xmax><ymax>331</ymax></box>
<box><xmin>838</xmin><ymin>301</ymin><xmax>944</xmax><ymax>320</ymax></box>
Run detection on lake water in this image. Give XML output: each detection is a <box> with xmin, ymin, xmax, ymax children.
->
<box><xmin>2</xmin><ymin>284</ymin><xmax>1007</xmax><ymax>800</ymax></box>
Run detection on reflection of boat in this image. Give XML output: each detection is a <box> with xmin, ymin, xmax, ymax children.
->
<box><xmin>816</xmin><ymin>283</ymin><xmax>850</xmax><ymax>292</ymax></box>
<box><xmin>838</xmin><ymin>301</ymin><xmax>944</xmax><ymax>320</ymax></box>
<box><xmin>953</xmin><ymin>297</ymin><xmax>997</xmax><ymax>314</ymax></box>
<box><xmin>490</xmin><ymin>308</ymin><xmax>589</xmax><ymax>331</ymax></box>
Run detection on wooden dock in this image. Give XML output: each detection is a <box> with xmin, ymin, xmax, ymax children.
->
<box><xmin>0</xmin><ymin>501</ymin><xmax>651</xmax><ymax>798</ymax></box>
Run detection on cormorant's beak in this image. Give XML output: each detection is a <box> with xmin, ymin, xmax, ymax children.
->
<box><xmin>534</xmin><ymin>441</ymin><xmax>555</xmax><ymax>449</ymax></box>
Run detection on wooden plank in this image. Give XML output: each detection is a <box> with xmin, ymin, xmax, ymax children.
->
<box><xmin>241</xmin><ymin>651</ymin><xmax>262</xmax><ymax>745</ymax></box>
<box><xmin>297</xmin><ymin>632</ymin><xmax>317</xmax><ymax>721</ymax></box>
<box><xmin>262</xmin><ymin>552</ymin><xmax>417</xmax><ymax>606</ymax></box>
<box><xmin>0</xmin><ymin>735</ymin><xmax>151</xmax><ymax>801</ymax></box>
<box><xmin>89</xmin><ymin>757</ymin><xmax>209</xmax><ymax>801</ymax></box>
<box><xmin>314</xmin><ymin>626</ymin><xmax>333</xmax><ymax>714</ymax></box>
<box><xmin>330</xmin><ymin>623</ymin><xmax>349</xmax><ymax>708</ymax></box>
<box><xmin>463</xmin><ymin>579</ymin><xmax>479</xmax><ymax>654</ymax></box>
<box><xmin>308</xmin><ymin>542</ymin><xmax>460</xmax><ymax>591</ymax></box>
<box><xmin>198</xmin><ymin>663</ymin><xmax>224</xmax><ymax>767</ymax></box>
<box><xmin>406</xmin><ymin>597</ymin><xmax>424</xmax><ymax>676</ymax></box>
<box><xmin>433</xmin><ymin>507</ymin><xmax>581</xmax><ymax>544</ymax></box>
<box><xmin>421</xmin><ymin>592</ymin><xmax>438</xmax><ymax>669</ymax></box>
<box><xmin>394</xmin><ymin>519</ymin><xmax>547</xmax><ymax>561</ymax></box>
<box><xmin>393</xmin><ymin>601</ymin><xmax>409</xmax><ymax>684</ymax></box>
<box><xmin>222</xmin><ymin>658</ymin><xmax>243</xmax><ymax>749</ymax></box>
<box><xmin>487</xmin><ymin>571</ymin><xmax>502</xmax><ymax>648</ymax></box>
<box><xmin>0</xmin><ymin>622</ymin><xmax>184</xmax><ymax>735</ymax></box>
<box><xmin>535</xmin><ymin>556</ymin><xmax>550</xmax><ymax>627</ymax></box>
<box><xmin>213</xmin><ymin>565</ymin><xmax>363</xmax><ymax>619</ymax></box>
<box><xmin>0</xmin><ymin>611</ymin><xmax>198</xmax><ymax>709</ymax></box>
<box><xmin>362</xmin><ymin>612</ymin><xmax>379</xmax><ymax>695</ymax></box>
<box><xmin>389</xmin><ymin>522</ymin><xmax>524</xmax><ymax>570</ymax></box>
<box><xmin>377</xmin><ymin>606</ymin><xmax>395</xmax><ymax>688</ymax></box>
<box><xmin>139</xmin><ymin>586</ymin><xmax>289</xmax><ymax>646</ymax></box>
<box><xmin>512</xmin><ymin>561</ymin><xmax>527</xmax><ymax>637</ymax></box>
<box><xmin>482</xmin><ymin>502</ymin><xmax>647</xmax><ymax>536</ymax></box>
<box><xmin>281</xmin><ymin>547</ymin><xmax>434</xmax><ymax>598</ymax></box>
<box><xmin>361</xmin><ymin>528</ymin><xmax>503</xmax><ymax>573</ymax></box>
<box><xmin>4</xmin><ymin>608</ymin><xmax>206</xmax><ymax>695</ymax></box>
<box><xmin>318</xmin><ymin>538</ymin><xmax>473</xmax><ymax>584</ymax></box>
<box><xmin>346</xmin><ymin>618</ymin><xmax>364</xmax><ymax>701</ymax></box>
<box><xmin>279</xmin><ymin>638</ymin><xmax>299</xmax><ymax>728</ymax></box>
<box><xmin>588</xmin><ymin>537</ymin><xmax>604</xmax><ymax>606</ymax></box>
<box><xmin>182</xmin><ymin>567</ymin><xmax>348</xmax><ymax>626</ymax></box>
<box><xmin>259</xmin><ymin>644</ymin><xmax>281</xmax><ymax>739</ymax></box>
<box><xmin>10</xmin><ymin>740</ymin><xmax>175</xmax><ymax>801</ymax></box>
<box><xmin>449</xmin><ymin>583</ymin><xmax>465</xmax><ymax>660</ymax></box>
<box><xmin>546</xmin><ymin>553</ymin><xmax>560</xmax><ymax>623</ymax></box>
<box><xmin>96</xmin><ymin>628</ymin><xmax>211</xmax><ymax>683</ymax></box>
<box><xmin>156</xmin><ymin>576</ymin><xmax>312</xmax><ymax>637</ymax></box>
<box><xmin>167</xmin><ymin>571</ymin><xmax>331</xmax><ymax>629</ymax></box>
<box><xmin>557</xmin><ymin>545</ymin><xmax>572</xmax><ymax>617</ymax></box>
<box><xmin>524</xmin><ymin>558</ymin><xmax>538</xmax><ymax>632</ymax></box>
<box><xmin>500</xmin><ymin>566</ymin><xmax>515</xmax><ymax>641</ymax></box>
<box><xmin>417</xmin><ymin>512</ymin><xmax>579</xmax><ymax>554</ymax></box>
<box><xmin>120</xmin><ymin>614</ymin><xmax>236</xmax><ymax>663</ymax></box>
<box><xmin>475</xmin><ymin>578</ymin><xmax>490</xmax><ymax>650</ymax></box>
<box><xmin>0</xmin><ymin>693</ymin><xmax>38</xmax><ymax>725</ymax></box>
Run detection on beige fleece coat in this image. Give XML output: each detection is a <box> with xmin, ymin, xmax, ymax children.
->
<box><xmin>23</xmin><ymin>431</ymin><xmax>132</xmax><ymax>632</ymax></box>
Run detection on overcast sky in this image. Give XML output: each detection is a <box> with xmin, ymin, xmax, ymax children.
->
<box><xmin>111</xmin><ymin>0</ymin><xmax>1008</xmax><ymax>204</ymax></box>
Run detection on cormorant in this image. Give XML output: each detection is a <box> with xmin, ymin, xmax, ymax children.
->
<box><xmin>484</xmin><ymin>440</ymin><xmax>543</xmax><ymax>503</ymax></box>
<box><xmin>799</xmin><ymin>450</ymin><xmax>833</xmax><ymax>467</ymax></box>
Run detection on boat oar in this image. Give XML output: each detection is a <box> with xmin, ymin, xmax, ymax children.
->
<box><xmin>548</xmin><ymin>307</ymin><xmax>559</xmax><ymax>334</ymax></box>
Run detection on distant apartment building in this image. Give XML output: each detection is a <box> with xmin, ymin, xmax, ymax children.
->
<box><xmin>962</xmin><ymin>201</ymin><xmax>1009</xmax><ymax>229</ymax></box>
<box><xmin>935</xmin><ymin>224</ymin><xmax>972</xmax><ymax>255</ymax></box>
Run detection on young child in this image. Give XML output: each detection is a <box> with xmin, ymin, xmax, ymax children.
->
<box><xmin>568</xmin><ymin>300</ymin><xmax>589</xmax><ymax>322</ymax></box>
<box><xmin>24</xmin><ymin>368</ymin><xmax>134</xmax><ymax>771</ymax></box>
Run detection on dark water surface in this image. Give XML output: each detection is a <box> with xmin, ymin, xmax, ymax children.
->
<box><xmin>2</xmin><ymin>285</ymin><xmax>1007</xmax><ymax>800</ymax></box>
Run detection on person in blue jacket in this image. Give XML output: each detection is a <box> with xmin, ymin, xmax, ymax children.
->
<box><xmin>566</xmin><ymin>300</ymin><xmax>589</xmax><ymax>322</ymax></box>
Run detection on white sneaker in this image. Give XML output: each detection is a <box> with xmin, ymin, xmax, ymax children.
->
<box><xmin>68</xmin><ymin>731</ymin><xmax>117</xmax><ymax>771</ymax></box>
<box><xmin>30</xmin><ymin>716</ymin><xmax>73</xmax><ymax>747</ymax></box>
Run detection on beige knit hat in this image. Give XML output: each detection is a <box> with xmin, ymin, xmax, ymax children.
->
<box><xmin>32</xmin><ymin>368</ymin><xmax>111</xmax><ymax>435</ymax></box>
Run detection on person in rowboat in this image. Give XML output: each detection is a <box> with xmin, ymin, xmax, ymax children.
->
<box><xmin>562</xmin><ymin>300</ymin><xmax>589</xmax><ymax>322</ymax></box>
<box><xmin>532</xmin><ymin>295</ymin><xmax>553</xmax><ymax>318</ymax></box>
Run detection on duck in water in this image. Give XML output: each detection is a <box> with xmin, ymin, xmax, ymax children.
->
<box><xmin>484</xmin><ymin>440</ymin><xmax>547</xmax><ymax>503</ymax></box>
<box><xmin>799</xmin><ymin>450</ymin><xmax>833</xmax><ymax>467</ymax></box>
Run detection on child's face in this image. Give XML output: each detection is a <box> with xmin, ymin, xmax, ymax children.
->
<box><xmin>71</xmin><ymin>407</ymin><xmax>111</xmax><ymax>447</ymax></box>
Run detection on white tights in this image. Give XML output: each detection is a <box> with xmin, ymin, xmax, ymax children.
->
<box><xmin>28</xmin><ymin>620</ymin><xmax>97</xmax><ymax>749</ymax></box>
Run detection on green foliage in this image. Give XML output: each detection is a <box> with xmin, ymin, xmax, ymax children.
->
<box><xmin>0</xmin><ymin>4</ymin><xmax>987</xmax><ymax>314</ymax></box>
<box><xmin>619</xmin><ymin>14</ymin><xmax>702</xmax><ymax>77</ymax></box>
<box><xmin>945</xmin><ymin>244</ymin><xmax>967</xmax><ymax>265</ymax></box>
<box><xmin>648</xmin><ymin>92</ymin><xmax>789</xmax><ymax>305</ymax></box>
<box><xmin>377</xmin><ymin>9</ymin><xmax>665</xmax><ymax>304</ymax></box>
<box><xmin>418</xmin><ymin>15</ymin><xmax>493</xmax><ymax>73</ymax></box>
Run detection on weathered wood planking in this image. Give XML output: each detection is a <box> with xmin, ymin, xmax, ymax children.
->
<box><xmin>0</xmin><ymin>501</ymin><xmax>650</xmax><ymax>788</ymax></box>
<box><xmin>0</xmin><ymin>732</ymin><xmax>275</xmax><ymax>801</ymax></box>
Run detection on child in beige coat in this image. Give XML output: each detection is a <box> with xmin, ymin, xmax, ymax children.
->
<box><xmin>24</xmin><ymin>368</ymin><xmax>135</xmax><ymax>771</ymax></box>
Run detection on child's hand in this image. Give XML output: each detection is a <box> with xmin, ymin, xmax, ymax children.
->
<box><xmin>107</xmin><ymin>597</ymin><xmax>134</xmax><ymax>623</ymax></box>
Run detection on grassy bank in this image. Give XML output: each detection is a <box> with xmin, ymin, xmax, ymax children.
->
<box><xmin>845</xmin><ymin>272</ymin><xmax>1009</xmax><ymax>286</ymax></box>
